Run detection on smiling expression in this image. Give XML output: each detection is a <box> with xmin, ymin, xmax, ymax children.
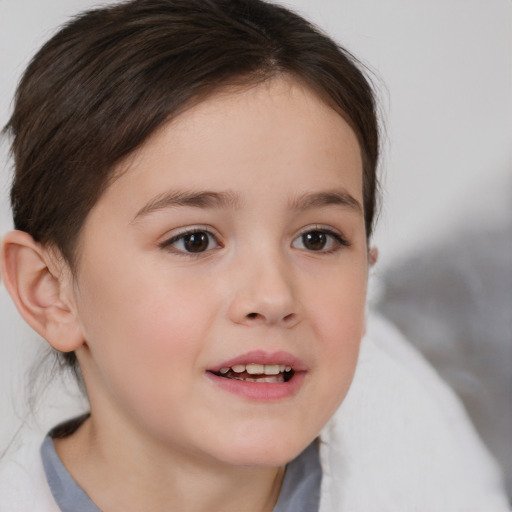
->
<box><xmin>70</xmin><ymin>76</ymin><xmax>369</xmax><ymax>468</ymax></box>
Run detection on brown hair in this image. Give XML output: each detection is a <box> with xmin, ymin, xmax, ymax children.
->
<box><xmin>5</xmin><ymin>0</ymin><xmax>380</xmax><ymax>369</ymax></box>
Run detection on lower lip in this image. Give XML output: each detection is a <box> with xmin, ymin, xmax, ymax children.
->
<box><xmin>206</xmin><ymin>371</ymin><xmax>306</xmax><ymax>401</ymax></box>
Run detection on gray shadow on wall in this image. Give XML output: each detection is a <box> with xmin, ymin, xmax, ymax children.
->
<box><xmin>377</xmin><ymin>223</ymin><xmax>512</xmax><ymax>500</ymax></box>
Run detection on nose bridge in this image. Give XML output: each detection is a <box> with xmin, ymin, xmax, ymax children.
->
<box><xmin>228</xmin><ymin>238</ymin><xmax>299</xmax><ymax>327</ymax></box>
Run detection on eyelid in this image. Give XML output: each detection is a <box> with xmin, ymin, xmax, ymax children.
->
<box><xmin>158</xmin><ymin>225</ymin><xmax>222</xmax><ymax>253</ymax></box>
<box><xmin>157</xmin><ymin>224</ymin><xmax>349</xmax><ymax>255</ymax></box>
<box><xmin>292</xmin><ymin>224</ymin><xmax>350</xmax><ymax>251</ymax></box>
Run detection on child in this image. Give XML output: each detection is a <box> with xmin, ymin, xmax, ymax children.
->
<box><xmin>0</xmin><ymin>0</ymin><xmax>508</xmax><ymax>510</ymax></box>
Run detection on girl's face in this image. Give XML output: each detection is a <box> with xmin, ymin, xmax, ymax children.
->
<box><xmin>71</xmin><ymin>77</ymin><xmax>368</xmax><ymax>467</ymax></box>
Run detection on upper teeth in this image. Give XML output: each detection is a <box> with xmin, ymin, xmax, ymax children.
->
<box><xmin>219</xmin><ymin>364</ymin><xmax>292</xmax><ymax>375</ymax></box>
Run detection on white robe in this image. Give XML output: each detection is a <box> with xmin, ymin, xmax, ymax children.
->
<box><xmin>0</xmin><ymin>315</ymin><xmax>509</xmax><ymax>512</ymax></box>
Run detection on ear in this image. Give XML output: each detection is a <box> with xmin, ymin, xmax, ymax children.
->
<box><xmin>0</xmin><ymin>230</ymin><xmax>84</xmax><ymax>352</ymax></box>
<box><xmin>362</xmin><ymin>246</ymin><xmax>379</xmax><ymax>337</ymax></box>
<box><xmin>368</xmin><ymin>246</ymin><xmax>379</xmax><ymax>267</ymax></box>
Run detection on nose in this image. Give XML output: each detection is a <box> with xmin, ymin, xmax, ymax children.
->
<box><xmin>227</xmin><ymin>251</ymin><xmax>300</xmax><ymax>328</ymax></box>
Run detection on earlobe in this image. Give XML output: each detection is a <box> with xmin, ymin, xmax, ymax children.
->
<box><xmin>363</xmin><ymin>246</ymin><xmax>379</xmax><ymax>337</ymax></box>
<box><xmin>0</xmin><ymin>230</ymin><xmax>84</xmax><ymax>353</ymax></box>
<box><xmin>368</xmin><ymin>246</ymin><xmax>379</xmax><ymax>267</ymax></box>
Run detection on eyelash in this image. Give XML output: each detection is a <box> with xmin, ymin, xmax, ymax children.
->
<box><xmin>159</xmin><ymin>227</ymin><xmax>221</xmax><ymax>255</ymax></box>
<box><xmin>292</xmin><ymin>226</ymin><xmax>350</xmax><ymax>254</ymax></box>
<box><xmin>159</xmin><ymin>226</ymin><xmax>350</xmax><ymax>256</ymax></box>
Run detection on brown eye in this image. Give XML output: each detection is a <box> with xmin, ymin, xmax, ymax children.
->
<box><xmin>291</xmin><ymin>228</ymin><xmax>349</xmax><ymax>252</ymax></box>
<box><xmin>182</xmin><ymin>232</ymin><xmax>210</xmax><ymax>252</ymax></box>
<box><xmin>163</xmin><ymin>230</ymin><xmax>219</xmax><ymax>254</ymax></box>
<box><xmin>302</xmin><ymin>231</ymin><xmax>327</xmax><ymax>251</ymax></box>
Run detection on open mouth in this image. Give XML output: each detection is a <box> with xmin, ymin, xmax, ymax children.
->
<box><xmin>211</xmin><ymin>363</ymin><xmax>295</xmax><ymax>383</ymax></box>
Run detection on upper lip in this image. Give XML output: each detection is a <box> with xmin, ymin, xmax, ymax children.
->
<box><xmin>208</xmin><ymin>350</ymin><xmax>307</xmax><ymax>373</ymax></box>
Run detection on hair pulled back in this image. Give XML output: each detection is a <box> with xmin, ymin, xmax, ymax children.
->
<box><xmin>6</xmin><ymin>0</ymin><xmax>379</xmax><ymax>372</ymax></box>
<box><xmin>7</xmin><ymin>0</ymin><xmax>379</xmax><ymax>267</ymax></box>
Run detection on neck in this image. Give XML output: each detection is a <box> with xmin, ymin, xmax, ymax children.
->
<box><xmin>54</xmin><ymin>416</ymin><xmax>285</xmax><ymax>512</ymax></box>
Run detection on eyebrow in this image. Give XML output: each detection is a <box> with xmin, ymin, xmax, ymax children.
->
<box><xmin>132</xmin><ymin>187</ymin><xmax>362</xmax><ymax>222</ymax></box>
<box><xmin>290</xmin><ymin>190</ymin><xmax>363</xmax><ymax>214</ymax></box>
<box><xmin>133</xmin><ymin>190</ymin><xmax>241</xmax><ymax>221</ymax></box>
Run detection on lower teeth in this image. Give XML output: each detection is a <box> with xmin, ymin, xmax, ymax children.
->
<box><xmin>215</xmin><ymin>369</ymin><xmax>294</xmax><ymax>382</ymax></box>
<box><xmin>231</xmin><ymin>376</ymin><xmax>285</xmax><ymax>383</ymax></box>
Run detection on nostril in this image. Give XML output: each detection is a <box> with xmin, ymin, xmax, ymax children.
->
<box><xmin>245</xmin><ymin>311</ymin><xmax>297</xmax><ymax>324</ymax></box>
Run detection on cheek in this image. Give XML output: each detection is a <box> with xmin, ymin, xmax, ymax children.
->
<box><xmin>74</xmin><ymin>266</ymin><xmax>222</xmax><ymax>432</ymax></box>
<box><xmin>75</xmin><ymin>257</ymin><xmax>219</xmax><ymax>387</ymax></box>
<box><xmin>308</xmin><ymin>253</ymin><xmax>368</xmax><ymax>331</ymax></box>
<box><xmin>306</xmin><ymin>258</ymin><xmax>367</xmax><ymax>394</ymax></box>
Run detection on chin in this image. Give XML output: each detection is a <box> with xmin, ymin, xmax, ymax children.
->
<box><xmin>223</xmin><ymin>450</ymin><xmax>302</xmax><ymax>468</ymax></box>
<box><xmin>211</xmin><ymin>430</ymin><xmax>316</xmax><ymax>468</ymax></box>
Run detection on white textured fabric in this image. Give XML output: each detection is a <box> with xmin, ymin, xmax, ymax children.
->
<box><xmin>1</xmin><ymin>315</ymin><xmax>509</xmax><ymax>512</ymax></box>
<box><xmin>0</xmin><ymin>431</ymin><xmax>60</xmax><ymax>512</ymax></box>
<box><xmin>318</xmin><ymin>315</ymin><xmax>510</xmax><ymax>511</ymax></box>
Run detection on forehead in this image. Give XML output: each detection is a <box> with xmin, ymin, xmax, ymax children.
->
<box><xmin>98</xmin><ymin>76</ymin><xmax>363</xmax><ymax>213</ymax></box>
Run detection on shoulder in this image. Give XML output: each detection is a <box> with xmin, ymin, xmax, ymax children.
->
<box><xmin>318</xmin><ymin>314</ymin><xmax>510</xmax><ymax>512</ymax></box>
<box><xmin>0</xmin><ymin>429</ymin><xmax>60</xmax><ymax>512</ymax></box>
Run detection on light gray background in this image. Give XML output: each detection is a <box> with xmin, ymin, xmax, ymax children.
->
<box><xmin>1</xmin><ymin>0</ymin><xmax>511</xmax><ymax>451</ymax></box>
